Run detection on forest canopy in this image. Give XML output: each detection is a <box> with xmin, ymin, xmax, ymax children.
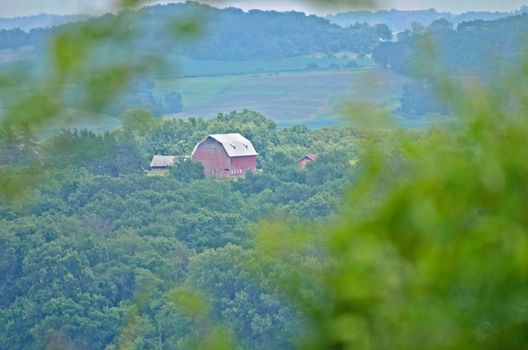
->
<box><xmin>0</xmin><ymin>110</ymin><xmax>383</xmax><ymax>348</ymax></box>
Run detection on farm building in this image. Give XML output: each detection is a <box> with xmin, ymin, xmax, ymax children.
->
<box><xmin>299</xmin><ymin>154</ymin><xmax>319</xmax><ymax>169</ymax></box>
<box><xmin>192</xmin><ymin>133</ymin><xmax>257</xmax><ymax>177</ymax></box>
<box><xmin>149</xmin><ymin>155</ymin><xmax>176</xmax><ymax>175</ymax></box>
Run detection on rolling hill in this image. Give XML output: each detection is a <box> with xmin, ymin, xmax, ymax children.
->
<box><xmin>327</xmin><ymin>7</ymin><xmax>527</xmax><ymax>32</ymax></box>
<box><xmin>0</xmin><ymin>14</ymin><xmax>89</xmax><ymax>31</ymax></box>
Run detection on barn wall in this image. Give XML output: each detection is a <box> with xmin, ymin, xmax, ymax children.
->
<box><xmin>231</xmin><ymin>156</ymin><xmax>257</xmax><ymax>176</ymax></box>
<box><xmin>192</xmin><ymin>139</ymin><xmax>231</xmax><ymax>176</ymax></box>
<box><xmin>299</xmin><ymin>158</ymin><xmax>312</xmax><ymax>169</ymax></box>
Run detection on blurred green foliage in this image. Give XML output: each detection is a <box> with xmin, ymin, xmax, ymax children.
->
<box><xmin>254</xmin><ymin>53</ymin><xmax>528</xmax><ymax>349</ymax></box>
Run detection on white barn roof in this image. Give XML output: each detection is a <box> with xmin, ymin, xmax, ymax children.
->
<box><xmin>150</xmin><ymin>155</ymin><xmax>176</xmax><ymax>168</ymax></box>
<box><xmin>192</xmin><ymin>133</ymin><xmax>258</xmax><ymax>158</ymax></box>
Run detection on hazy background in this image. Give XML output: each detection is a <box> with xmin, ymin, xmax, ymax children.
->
<box><xmin>2</xmin><ymin>0</ymin><xmax>528</xmax><ymax>17</ymax></box>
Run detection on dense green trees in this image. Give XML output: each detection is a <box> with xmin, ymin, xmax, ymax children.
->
<box><xmin>0</xmin><ymin>110</ymin><xmax>376</xmax><ymax>349</ymax></box>
<box><xmin>105</xmin><ymin>82</ymin><xmax>184</xmax><ymax>117</ymax></box>
<box><xmin>184</xmin><ymin>245</ymin><xmax>301</xmax><ymax>349</ymax></box>
<box><xmin>397</xmin><ymin>82</ymin><xmax>450</xmax><ymax>118</ymax></box>
<box><xmin>170</xmin><ymin>160</ymin><xmax>204</xmax><ymax>182</ymax></box>
<box><xmin>40</xmin><ymin>129</ymin><xmax>146</xmax><ymax>176</ymax></box>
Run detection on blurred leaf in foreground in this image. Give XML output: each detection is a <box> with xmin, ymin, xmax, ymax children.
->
<box><xmin>167</xmin><ymin>286</ymin><xmax>237</xmax><ymax>350</ymax></box>
<box><xmin>254</xmin><ymin>51</ymin><xmax>528</xmax><ymax>350</ymax></box>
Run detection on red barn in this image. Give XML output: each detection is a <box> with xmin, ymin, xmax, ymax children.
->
<box><xmin>299</xmin><ymin>154</ymin><xmax>319</xmax><ymax>169</ymax></box>
<box><xmin>192</xmin><ymin>133</ymin><xmax>257</xmax><ymax>177</ymax></box>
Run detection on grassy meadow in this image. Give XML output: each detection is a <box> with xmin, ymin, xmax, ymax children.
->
<box><xmin>0</xmin><ymin>49</ymin><xmax>413</xmax><ymax>132</ymax></box>
<box><xmin>171</xmin><ymin>52</ymin><xmax>372</xmax><ymax>77</ymax></box>
<box><xmin>37</xmin><ymin>110</ymin><xmax>122</xmax><ymax>137</ymax></box>
<box><xmin>157</xmin><ymin>66</ymin><xmax>411</xmax><ymax>128</ymax></box>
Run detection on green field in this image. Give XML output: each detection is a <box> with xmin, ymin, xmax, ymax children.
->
<box><xmin>170</xmin><ymin>53</ymin><xmax>372</xmax><ymax>77</ymax></box>
<box><xmin>156</xmin><ymin>66</ymin><xmax>411</xmax><ymax>127</ymax></box>
<box><xmin>1</xmin><ymin>48</ymin><xmax>416</xmax><ymax>130</ymax></box>
<box><xmin>1</xmin><ymin>61</ymin><xmax>416</xmax><ymax>133</ymax></box>
<box><xmin>38</xmin><ymin>110</ymin><xmax>121</xmax><ymax>137</ymax></box>
<box><xmin>0</xmin><ymin>107</ymin><xmax>121</xmax><ymax>137</ymax></box>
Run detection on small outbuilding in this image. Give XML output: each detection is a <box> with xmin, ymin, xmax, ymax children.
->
<box><xmin>149</xmin><ymin>155</ymin><xmax>176</xmax><ymax>175</ymax></box>
<box><xmin>192</xmin><ymin>133</ymin><xmax>257</xmax><ymax>177</ymax></box>
<box><xmin>299</xmin><ymin>154</ymin><xmax>319</xmax><ymax>169</ymax></box>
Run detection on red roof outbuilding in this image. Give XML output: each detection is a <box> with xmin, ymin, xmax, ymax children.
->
<box><xmin>299</xmin><ymin>154</ymin><xmax>319</xmax><ymax>169</ymax></box>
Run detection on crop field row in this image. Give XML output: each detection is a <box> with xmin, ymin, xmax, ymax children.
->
<box><xmin>156</xmin><ymin>67</ymin><xmax>411</xmax><ymax>127</ymax></box>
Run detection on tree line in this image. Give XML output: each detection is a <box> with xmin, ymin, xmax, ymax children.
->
<box><xmin>373</xmin><ymin>15</ymin><xmax>528</xmax><ymax>118</ymax></box>
<box><xmin>0</xmin><ymin>2</ymin><xmax>389</xmax><ymax>62</ymax></box>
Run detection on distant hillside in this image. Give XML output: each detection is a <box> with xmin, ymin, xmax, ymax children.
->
<box><xmin>0</xmin><ymin>2</ymin><xmax>387</xmax><ymax>62</ymax></box>
<box><xmin>373</xmin><ymin>14</ymin><xmax>528</xmax><ymax>79</ymax></box>
<box><xmin>326</xmin><ymin>8</ymin><xmax>527</xmax><ymax>32</ymax></box>
<box><xmin>372</xmin><ymin>14</ymin><xmax>528</xmax><ymax>118</ymax></box>
<box><xmin>0</xmin><ymin>14</ymin><xmax>89</xmax><ymax>31</ymax></box>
